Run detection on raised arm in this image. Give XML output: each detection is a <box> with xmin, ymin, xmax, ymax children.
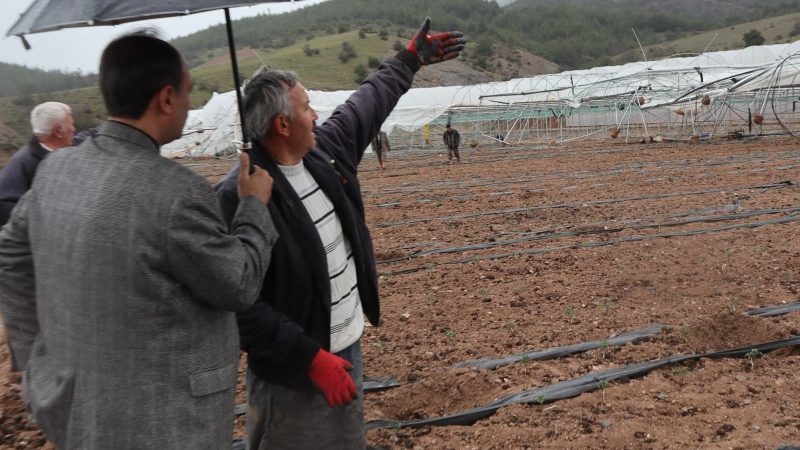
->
<box><xmin>315</xmin><ymin>17</ymin><xmax>466</xmax><ymax>173</ymax></box>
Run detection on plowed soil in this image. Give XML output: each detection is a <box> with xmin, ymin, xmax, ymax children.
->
<box><xmin>2</xmin><ymin>135</ymin><xmax>800</xmax><ymax>449</ymax></box>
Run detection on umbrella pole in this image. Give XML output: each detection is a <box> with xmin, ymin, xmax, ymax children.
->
<box><xmin>224</xmin><ymin>8</ymin><xmax>250</xmax><ymax>152</ymax></box>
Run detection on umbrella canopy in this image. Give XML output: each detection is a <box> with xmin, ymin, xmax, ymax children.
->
<box><xmin>8</xmin><ymin>0</ymin><xmax>304</xmax><ymax>150</ymax></box>
<box><xmin>7</xmin><ymin>1</ymin><xmax>291</xmax><ymax>36</ymax></box>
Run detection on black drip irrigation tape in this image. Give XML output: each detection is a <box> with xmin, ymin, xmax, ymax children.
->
<box><xmin>452</xmin><ymin>324</ymin><xmax>667</xmax><ymax>370</ymax></box>
<box><xmin>382</xmin><ymin>203</ymin><xmax>741</xmax><ymax>257</ymax></box>
<box><xmin>364</xmin><ymin>376</ymin><xmax>402</xmax><ymax>392</ymax></box>
<box><xmin>367</xmin><ymin>144</ymin><xmax>800</xmax><ymax>188</ymax></box>
<box><xmin>357</xmin><ymin>302</ymin><xmax>800</xmax><ymax>395</ymax></box>
<box><xmin>377</xmin><ymin>206</ymin><xmax>800</xmax><ymax>265</ymax></box>
<box><xmin>366</xmin><ymin>336</ymin><xmax>800</xmax><ymax>430</ymax></box>
<box><xmin>381</xmin><ymin>213</ymin><xmax>800</xmax><ymax>276</ymax></box>
<box><xmin>376</xmin><ymin>160</ymin><xmax>800</xmax><ymax>209</ymax></box>
<box><xmin>363</xmin><ymin>150</ymin><xmax>800</xmax><ymax>199</ymax></box>
<box><xmin>745</xmin><ymin>301</ymin><xmax>800</xmax><ymax>317</ymax></box>
<box><xmin>374</xmin><ymin>181</ymin><xmax>794</xmax><ymax>229</ymax></box>
<box><xmin>448</xmin><ymin>213</ymin><xmax>800</xmax><ymax>264</ymax></box>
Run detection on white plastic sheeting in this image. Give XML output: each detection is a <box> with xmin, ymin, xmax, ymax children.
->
<box><xmin>162</xmin><ymin>41</ymin><xmax>800</xmax><ymax>158</ymax></box>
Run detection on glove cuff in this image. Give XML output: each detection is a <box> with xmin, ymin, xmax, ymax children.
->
<box><xmin>395</xmin><ymin>49</ymin><xmax>421</xmax><ymax>73</ymax></box>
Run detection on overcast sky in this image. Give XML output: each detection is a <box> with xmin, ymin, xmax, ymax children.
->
<box><xmin>1</xmin><ymin>0</ymin><xmax>330</xmax><ymax>74</ymax></box>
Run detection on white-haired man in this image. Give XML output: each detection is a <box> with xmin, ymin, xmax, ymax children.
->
<box><xmin>0</xmin><ymin>102</ymin><xmax>74</xmax><ymax>225</ymax></box>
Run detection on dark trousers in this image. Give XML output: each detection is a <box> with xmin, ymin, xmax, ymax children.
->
<box><xmin>245</xmin><ymin>340</ymin><xmax>365</xmax><ymax>450</ymax></box>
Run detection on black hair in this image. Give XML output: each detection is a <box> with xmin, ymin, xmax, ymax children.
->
<box><xmin>99</xmin><ymin>31</ymin><xmax>184</xmax><ymax>119</ymax></box>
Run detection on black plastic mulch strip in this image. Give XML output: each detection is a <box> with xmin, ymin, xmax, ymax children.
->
<box><xmin>364</xmin><ymin>376</ymin><xmax>401</xmax><ymax>392</ymax></box>
<box><xmin>374</xmin><ymin>181</ymin><xmax>793</xmax><ymax>228</ymax></box>
<box><xmin>744</xmin><ymin>302</ymin><xmax>800</xmax><ymax>317</ymax></box>
<box><xmin>447</xmin><ymin>213</ymin><xmax>800</xmax><ymax>264</ymax></box>
<box><xmin>378</xmin><ymin>207</ymin><xmax>800</xmax><ymax>264</ymax></box>
<box><xmin>380</xmin><ymin>213</ymin><xmax>800</xmax><ymax>276</ymax></box>
<box><xmin>366</xmin><ymin>336</ymin><xmax>800</xmax><ymax>430</ymax></box>
<box><xmin>452</xmin><ymin>324</ymin><xmax>667</xmax><ymax>370</ymax></box>
<box><xmin>365</xmin><ymin>302</ymin><xmax>799</xmax><ymax>391</ymax></box>
<box><xmin>363</xmin><ymin>150</ymin><xmax>800</xmax><ymax>198</ymax></box>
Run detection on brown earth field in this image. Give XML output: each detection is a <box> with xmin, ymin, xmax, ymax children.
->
<box><xmin>2</xmin><ymin>135</ymin><xmax>800</xmax><ymax>448</ymax></box>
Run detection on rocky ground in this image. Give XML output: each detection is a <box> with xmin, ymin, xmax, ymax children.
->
<box><xmin>1</xmin><ymin>135</ymin><xmax>800</xmax><ymax>448</ymax></box>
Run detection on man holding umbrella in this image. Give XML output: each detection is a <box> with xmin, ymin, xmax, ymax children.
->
<box><xmin>215</xmin><ymin>17</ymin><xmax>465</xmax><ymax>449</ymax></box>
<box><xmin>0</xmin><ymin>32</ymin><xmax>278</xmax><ymax>449</ymax></box>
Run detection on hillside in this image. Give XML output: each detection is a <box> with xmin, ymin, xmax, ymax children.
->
<box><xmin>173</xmin><ymin>0</ymin><xmax>800</xmax><ymax>70</ymax></box>
<box><xmin>615</xmin><ymin>11</ymin><xmax>800</xmax><ymax>62</ymax></box>
<box><xmin>0</xmin><ymin>62</ymin><xmax>95</xmax><ymax>98</ymax></box>
<box><xmin>0</xmin><ymin>28</ymin><xmax>552</xmax><ymax>152</ymax></box>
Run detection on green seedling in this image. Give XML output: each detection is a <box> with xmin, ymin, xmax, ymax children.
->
<box><xmin>679</xmin><ymin>324</ymin><xmax>689</xmax><ymax>340</ymax></box>
<box><xmin>444</xmin><ymin>329</ymin><xmax>455</xmax><ymax>339</ymax></box>
<box><xmin>598</xmin><ymin>380</ymin><xmax>610</xmax><ymax>400</ymax></box>
<box><xmin>478</xmin><ymin>287</ymin><xmax>489</xmax><ymax>300</ymax></box>
<box><xmin>372</xmin><ymin>339</ymin><xmax>384</xmax><ymax>349</ymax></box>
<box><xmin>600</xmin><ymin>339</ymin><xmax>611</xmax><ymax>358</ymax></box>
<box><xmin>565</xmin><ymin>307</ymin><xmax>575</xmax><ymax>323</ymax></box>
<box><xmin>672</xmin><ymin>367</ymin><xmax>690</xmax><ymax>376</ymax></box>
<box><xmin>603</xmin><ymin>302</ymin><xmax>612</xmax><ymax>314</ymax></box>
<box><xmin>535</xmin><ymin>394</ymin><xmax>546</xmax><ymax>405</ymax></box>
<box><xmin>519</xmin><ymin>353</ymin><xmax>531</xmax><ymax>363</ymax></box>
<box><xmin>426</xmin><ymin>292</ymin><xmax>438</xmax><ymax>306</ymax></box>
<box><xmin>745</xmin><ymin>348</ymin><xmax>763</xmax><ymax>370</ymax></box>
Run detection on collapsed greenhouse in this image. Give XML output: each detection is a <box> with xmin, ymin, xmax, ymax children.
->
<box><xmin>161</xmin><ymin>40</ymin><xmax>800</xmax><ymax>158</ymax></box>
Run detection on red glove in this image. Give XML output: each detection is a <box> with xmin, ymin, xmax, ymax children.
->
<box><xmin>407</xmin><ymin>17</ymin><xmax>467</xmax><ymax>66</ymax></box>
<box><xmin>308</xmin><ymin>349</ymin><xmax>356</xmax><ymax>407</ymax></box>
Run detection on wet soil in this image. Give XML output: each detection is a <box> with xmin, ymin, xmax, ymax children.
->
<box><xmin>2</xmin><ymin>135</ymin><xmax>800</xmax><ymax>448</ymax></box>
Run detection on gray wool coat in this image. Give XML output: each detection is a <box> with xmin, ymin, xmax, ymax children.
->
<box><xmin>0</xmin><ymin>121</ymin><xmax>278</xmax><ymax>449</ymax></box>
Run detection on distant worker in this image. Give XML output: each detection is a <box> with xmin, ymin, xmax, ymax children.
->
<box><xmin>443</xmin><ymin>122</ymin><xmax>460</xmax><ymax>163</ymax></box>
<box><xmin>423</xmin><ymin>123</ymin><xmax>430</xmax><ymax>145</ymax></box>
<box><xmin>0</xmin><ymin>102</ymin><xmax>74</xmax><ymax>226</ymax></box>
<box><xmin>370</xmin><ymin>130</ymin><xmax>391</xmax><ymax>170</ymax></box>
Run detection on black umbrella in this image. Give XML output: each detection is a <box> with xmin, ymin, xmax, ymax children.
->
<box><xmin>7</xmin><ymin>0</ymin><xmax>303</xmax><ymax>150</ymax></box>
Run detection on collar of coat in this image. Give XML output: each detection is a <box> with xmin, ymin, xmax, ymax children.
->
<box><xmin>97</xmin><ymin>120</ymin><xmax>160</xmax><ymax>153</ymax></box>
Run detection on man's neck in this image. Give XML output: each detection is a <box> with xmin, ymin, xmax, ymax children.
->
<box><xmin>108</xmin><ymin>116</ymin><xmax>163</xmax><ymax>145</ymax></box>
<box><xmin>261</xmin><ymin>139</ymin><xmax>303</xmax><ymax>166</ymax></box>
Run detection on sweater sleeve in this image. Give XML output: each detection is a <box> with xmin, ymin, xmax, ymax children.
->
<box><xmin>313</xmin><ymin>50</ymin><xmax>417</xmax><ymax>175</ymax></box>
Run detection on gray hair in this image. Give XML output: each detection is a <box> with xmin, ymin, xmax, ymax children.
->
<box><xmin>31</xmin><ymin>102</ymin><xmax>72</xmax><ymax>137</ymax></box>
<box><xmin>242</xmin><ymin>66</ymin><xmax>299</xmax><ymax>142</ymax></box>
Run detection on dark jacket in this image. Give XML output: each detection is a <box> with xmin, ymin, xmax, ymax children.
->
<box><xmin>370</xmin><ymin>131</ymin><xmax>390</xmax><ymax>153</ymax></box>
<box><xmin>443</xmin><ymin>128</ymin><xmax>460</xmax><ymax>149</ymax></box>
<box><xmin>216</xmin><ymin>50</ymin><xmax>418</xmax><ymax>390</ymax></box>
<box><xmin>0</xmin><ymin>137</ymin><xmax>50</xmax><ymax>226</ymax></box>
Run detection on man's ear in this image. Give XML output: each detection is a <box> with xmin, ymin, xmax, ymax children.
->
<box><xmin>52</xmin><ymin>124</ymin><xmax>64</xmax><ymax>139</ymax></box>
<box><xmin>273</xmin><ymin>114</ymin><xmax>290</xmax><ymax>137</ymax></box>
<box><xmin>155</xmin><ymin>85</ymin><xmax>175</xmax><ymax>114</ymax></box>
